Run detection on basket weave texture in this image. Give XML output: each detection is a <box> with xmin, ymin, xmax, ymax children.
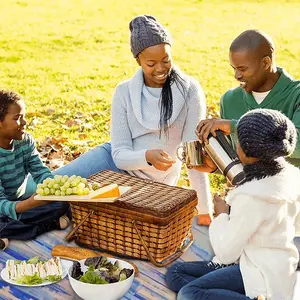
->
<box><xmin>70</xmin><ymin>170</ymin><xmax>197</xmax><ymax>263</ymax></box>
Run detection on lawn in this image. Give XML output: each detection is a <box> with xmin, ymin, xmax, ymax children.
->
<box><xmin>0</xmin><ymin>0</ymin><xmax>300</xmax><ymax>190</ymax></box>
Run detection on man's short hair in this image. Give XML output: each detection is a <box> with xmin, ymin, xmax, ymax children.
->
<box><xmin>230</xmin><ymin>29</ymin><xmax>275</xmax><ymax>59</ymax></box>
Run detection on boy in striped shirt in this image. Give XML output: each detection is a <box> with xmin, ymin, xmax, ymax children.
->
<box><xmin>0</xmin><ymin>90</ymin><xmax>70</xmax><ymax>246</ymax></box>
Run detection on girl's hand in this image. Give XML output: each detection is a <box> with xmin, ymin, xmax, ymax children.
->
<box><xmin>213</xmin><ymin>193</ymin><xmax>230</xmax><ymax>217</ymax></box>
<box><xmin>146</xmin><ymin>149</ymin><xmax>175</xmax><ymax>171</ymax></box>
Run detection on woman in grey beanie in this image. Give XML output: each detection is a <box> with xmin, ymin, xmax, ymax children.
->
<box><xmin>41</xmin><ymin>15</ymin><xmax>212</xmax><ymax>224</ymax></box>
<box><xmin>167</xmin><ymin>108</ymin><xmax>300</xmax><ymax>299</ymax></box>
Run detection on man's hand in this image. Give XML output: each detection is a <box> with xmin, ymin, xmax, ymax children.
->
<box><xmin>196</xmin><ymin>118</ymin><xmax>232</xmax><ymax>144</ymax></box>
<box><xmin>146</xmin><ymin>149</ymin><xmax>175</xmax><ymax>171</ymax></box>
<box><xmin>15</xmin><ymin>194</ymin><xmax>49</xmax><ymax>213</ymax></box>
<box><xmin>213</xmin><ymin>193</ymin><xmax>230</xmax><ymax>217</ymax></box>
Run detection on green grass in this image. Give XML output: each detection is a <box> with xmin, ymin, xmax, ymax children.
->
<box><xmin>1</xmin><ymin>0</ymin><xmax>300</xmax><ymax>192</ymax></box>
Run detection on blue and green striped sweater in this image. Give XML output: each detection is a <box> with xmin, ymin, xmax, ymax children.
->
<box><xmin>0</xmin><ymin>133</ymin><xmax>52</xmax><ymax>220</ymax></box>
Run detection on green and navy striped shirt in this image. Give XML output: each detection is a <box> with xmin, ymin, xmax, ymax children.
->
<box><xmin>0</xmin><ymin>133</ymin><xmax>52</xmax><ymax>220</ymax></box>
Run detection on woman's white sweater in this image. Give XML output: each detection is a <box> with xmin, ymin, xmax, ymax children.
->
<box><xmin>110</xmin><ymin>67</ymin><xmax>212</xmax><ymax>214</ymax></box>
<box><xmin>209</xmin><ymin>164</ymin><xmax>300</xmax><ymax>299</ymax></box>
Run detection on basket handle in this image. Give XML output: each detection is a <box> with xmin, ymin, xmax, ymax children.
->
<box><xmin>65</xmin><ymin>210</ymin><xmax>94</xmax><ymax>242</ymax></box>
<box><xmin>132</xmin><ymin>220</ymin><xmax>193</xmax><ymax>267</ymax></box>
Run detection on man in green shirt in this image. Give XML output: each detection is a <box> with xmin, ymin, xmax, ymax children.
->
<box><xmin>195</xmin><ymin>30</ymin><xmax>300</xmax><ymax>270</ymax></box>
<box><xmin>197</xmin><ymin>29</ymin><xmax>300</xmax><ymax>169</ymax></box>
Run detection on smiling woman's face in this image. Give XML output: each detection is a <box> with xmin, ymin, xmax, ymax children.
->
<box><xmin>137</xmin><ymin>44</ymin><xmax>172</xmax><ymax>88</ymax></box>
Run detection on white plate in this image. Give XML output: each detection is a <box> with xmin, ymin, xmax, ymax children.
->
<box><xmin>0</xmin><ymin>259</ymin><xmax>73</xmax><ymax>287</ymax></box>
<box><xmin>34</xmin><ymin>186</ymin><xmax>131</xmax><ymax>203</ymax></box>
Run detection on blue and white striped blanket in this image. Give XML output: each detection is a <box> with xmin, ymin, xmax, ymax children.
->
<box><xmin>0</xmin><ymin>218</ymin><xmax>299</xmax><ymax>299</ymax></box>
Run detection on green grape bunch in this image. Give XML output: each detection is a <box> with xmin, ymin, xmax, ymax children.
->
<box><xmin>36</xmin><ymin>175</ymin><xmax>90</xmax><ymax>196</ymax></box>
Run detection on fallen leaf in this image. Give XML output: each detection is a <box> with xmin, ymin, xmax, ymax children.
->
<box><xmin>79</xmin><ymin>133</ymin><xmax>88</xmax><ymax>139</ymax></box>
<box><xmin>65</xmin><ymin>120</ymin><xmax>76</xmax><ymax>127</ymax></box>
<box><xmin>26</xmin><ymin>112</ymin><xmax>42</xmax><ymax>118</ymax></box>
<box><xmin>47</xmin><ymin>108</ymin><xmax>55</xmax><ymax>115</ymax></box>
<box><xmin>74</xmin><ymin>112</ymin><xmax>84</xmax><ymax>118</ymax></box>
<box><xmin>52</xmin><ymin>137</ymin><xmax>69</xmax><ymax>144</ymax></box>
<box><xmin>71</xmin><ymin>151</ymin><xmax>82</xmax><ymax>159</ymax></box>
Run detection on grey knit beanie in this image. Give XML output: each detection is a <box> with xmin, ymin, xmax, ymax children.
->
<box><xmin>129</xmin><ymin>15</ymin><xmax>171</xmax><ymax>58</ymax></box>
<box><xmin>237</xmin><ymin>109</ymin><xmax>297</xmax><ymax>160</ymax></box>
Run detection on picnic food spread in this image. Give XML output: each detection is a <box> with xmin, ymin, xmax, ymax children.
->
<box><xmin>6</xmin><ymin>256</ymin><xmax>63</xmax><ymax>285</ymax></box>
<box><xmin>35</xmin><ymin>175</ymin><xmax>120</xmax><ymax>199</ymax></box>
<box><xmin>70</xmin><ymin>257</ymin><xmax>133</xmax><ymax>284</ymax></box>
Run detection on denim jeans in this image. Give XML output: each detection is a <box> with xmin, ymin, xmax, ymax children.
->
<box><xmin>0</xmin><ymin>201</ymin><xmax>70</xmax><ymax>240</ymax></box>
<box><xmin>166</xmin><ymin>261</ymin><xmax>253</xmax><ymax>300</ymax></box>
<box><xmin>26</xmin><ymin>142</ymin><xmax>124</xmax><ymax>193</ymax></box>
<box><xmin>53</xmin><ymin>142</ymin><xmax>122</xmax><ymax>177</ymax></box>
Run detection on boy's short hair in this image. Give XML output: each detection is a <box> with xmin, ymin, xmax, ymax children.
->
<box><xmin>0</xmin><ymin>90</ymin><xmax>22</xmax><ymax>121</ymax></box>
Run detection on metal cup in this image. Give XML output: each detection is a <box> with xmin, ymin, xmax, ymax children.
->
<box><xmin>177</xmin><ymin>140</ymin><xmax>203</xmax><ymax>167</ymax></box>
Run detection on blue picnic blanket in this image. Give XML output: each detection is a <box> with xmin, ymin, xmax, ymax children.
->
<box><xmin>0</xmin><ymin>217</ymin><xmax>299</xmax><ymax>300</ymax></box>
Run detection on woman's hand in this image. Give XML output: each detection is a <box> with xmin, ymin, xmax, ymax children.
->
<box><xmin>213</xmin><ymin>193</ymin><xmax>230</xmax><ymax>217</ymax></box>
<box><xmin>146</xmin><ymin>149</ymin><xmax>175</xmax><ymax>171</ymax></box>
<box><xmin>15</xmin><ymin>194</ymin><xmax>49</xmax><ymax>213</ymax></box>
<box><xmin>196</xmin><ymin>118</ymin><xmax>232</xmax><ymax>144</ymax></box>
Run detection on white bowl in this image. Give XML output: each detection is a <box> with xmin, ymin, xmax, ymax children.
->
<box><xmin>68</xmin><ymin>257</ymin><xmax>134</xmax><ymax>300</ymax></box>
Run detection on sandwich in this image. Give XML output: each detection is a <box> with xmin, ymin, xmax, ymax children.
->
<box><xmin>6</xmin><ymin>256</ymin><xmax>63</xmax><ymax>285</ymax></box>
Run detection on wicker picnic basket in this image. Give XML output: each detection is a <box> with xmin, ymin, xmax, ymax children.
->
<box><xmin>66</xmin><ymin>170</ymin><xmax>197</xmax><ymax>267</ymax></box>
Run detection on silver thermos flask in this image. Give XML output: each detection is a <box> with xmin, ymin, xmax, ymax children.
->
<box><xmin>204</xmin><ymin>131</ymin><xmax>245</xmax><ymax>185</ymax></box>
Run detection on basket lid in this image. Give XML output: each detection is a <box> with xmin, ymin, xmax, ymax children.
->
<box><xmin>88</xmin><ymin>170</ymin><xmax>197</xmax><ymax>218</ymax></box>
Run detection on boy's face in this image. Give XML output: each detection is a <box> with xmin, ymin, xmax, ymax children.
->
<box><xmin>0</xmin><ymin>100</ymin><xmax>27</xmax><ymax>141</ymax></box>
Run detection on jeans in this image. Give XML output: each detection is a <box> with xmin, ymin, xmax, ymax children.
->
<box><xmin>26</xmin><ymin>142</ymin><xmax>123</xmax><ymax>192</ymax></box>
<box><xmin>0</xmin><ymin>201</ymin><xmax>70</xmax><ymax>240</ymax></box>
<box><xmin>53</xmin><ymin>142</ymin><xmax>122</xmax><ymax>177</ymax></box>
<box><xmin>166</xmin><ymin>261</ymin><xmax>252</xmax><ymax>300</ymax></box>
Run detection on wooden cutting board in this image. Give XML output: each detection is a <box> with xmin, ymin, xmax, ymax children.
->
<box><xmin>34</xmin><ymin>186</ymin><xmax>131</xmax><ymax>202</ymax></box>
